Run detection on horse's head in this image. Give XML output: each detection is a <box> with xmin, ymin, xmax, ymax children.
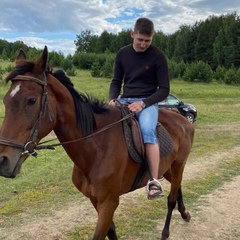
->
<box><xmin>0</xmin><ymin>46</ymin><xmax>55</xmax><ymax>178</ymax></box>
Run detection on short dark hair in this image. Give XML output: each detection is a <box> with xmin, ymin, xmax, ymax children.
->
<box><xmin>134</xmin><ymin>17</ymin><xmax>154</xmax><ymax>36</ymax></box>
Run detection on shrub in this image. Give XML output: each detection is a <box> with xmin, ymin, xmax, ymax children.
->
<box><xmin>182</xmin><ymin>61</ymin><xmax>213</xmax><ymax>83</ymax></box>
<box><xmin>5</xmin><ymin>65</ymin><xmax>13</xmax><ymax>73</ymax></box>
<box><xmin>91</xmin><ymin>61</ymin><xmax>101</xmax><ymax>77</ymax></box>
<box><xmin>223</xmin><ymin>66</ymin><xmax>240</xmax><ymax>84</ymax></box>
<box><xmin>214</xmin><ymin>66</ymin><xmax>227</xmax><ymax>83</ymax></box>
<box><xmin>66</xmin><ymin>67</ymin><xmax>77</xmax><ymax>76</ymax></box>
<box><xmin>101</xmin><ymin>59</ymin><xmax>114</xmax><ymax>78</ymax></box>
<box><xmin>168</xmin><ymin>59</ymin><xmax>187</xmax><ymax>79</ymax></box>
<box><xmin>61</xmin><ymin>58</ymin><xmax>73</xmax><ymax>71</ymax></box>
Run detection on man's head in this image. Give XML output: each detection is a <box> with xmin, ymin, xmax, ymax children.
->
<box><xmin>131</xmin><ymin>17</ymin><xmax>155</xmax><ymax>52</ymax></box>
<box><xmin>134</xmin><ymin>17</ymin><xmax>154</xmax><ymax>36</ymax></box>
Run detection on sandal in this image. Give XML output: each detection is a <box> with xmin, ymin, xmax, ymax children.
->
<box><xmin>146</xmin><ymin>178</ymin><xmax>164</xmax><ymax>200</ymax></box>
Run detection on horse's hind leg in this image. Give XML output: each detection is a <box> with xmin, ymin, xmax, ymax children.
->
<box><xmin>177</xmin><ymin>187</ymin><xmax>191</xmax><ymax>222</ymax></box>
<box><xmin>161</xmin><ymin>170</ymin><xmax>189</xmax><ymax>240</ymax></box>
<box><xmin>161</xmin><ymin>187</ymin><xmax>190</xmax><ymax>240</ymax></box>
<box><xmin>107</xmin><ymin>221</ymin><xmax>117</xmax><ymax>240</ymax></box>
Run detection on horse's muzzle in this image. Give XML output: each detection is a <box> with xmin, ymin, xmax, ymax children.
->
<box><xmin>0</xmin><ymin>154</ymin><xmax>22</xmax><ymax>178</ymax></box>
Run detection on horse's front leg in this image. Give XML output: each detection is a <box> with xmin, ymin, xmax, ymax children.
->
<box><xmin>161</xmin><ymin>194</ymin><xmax>177</xmax><ymax>240</ymax></box>
<box><xmin>71</xmin><ymin>166</ymin><xmax>118</xmax><ymax>239</ymax></box>
<box><xmin>91</xmin><ymin>197</ymin><xmax>119</xmax><ymax>240</ymax></box>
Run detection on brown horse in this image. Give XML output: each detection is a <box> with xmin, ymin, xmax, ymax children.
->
<box><xmin>0</xmin><ymin>46</ymin><xmax>194</xmax><ymax>240</ymax></box>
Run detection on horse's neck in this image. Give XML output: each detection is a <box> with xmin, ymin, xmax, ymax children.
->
<box><xmin>48</xmin><ymin>79</ymin><xmax>81</xmax><ymax>139</ymax></box>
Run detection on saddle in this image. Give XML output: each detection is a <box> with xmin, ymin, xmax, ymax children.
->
<box><xmin>120</xmin><ymin>106</ymin><xmax>173</xmax><ymax>164</ymax></box>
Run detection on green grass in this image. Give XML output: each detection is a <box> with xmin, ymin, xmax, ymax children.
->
<box><xmin>0</xmin><ymin>68</ymin><xmax>240</xmax><ymax>239</ymax></box>
<box><xmin>0</xmin><ymin>59</ymin><xmax>14</xmax><ymax>69</ymax></box>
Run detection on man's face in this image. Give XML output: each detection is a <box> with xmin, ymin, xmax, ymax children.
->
<box><xmin>131</xmin><ymin>31</ymin><xmax>153</xmax><ymax>52</ymax></box>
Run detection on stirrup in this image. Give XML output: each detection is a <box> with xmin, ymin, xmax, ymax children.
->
<box><xmin>146</xmin><ymin>178</ymin><xmax>164</xmax><ymax>200</ymax></box>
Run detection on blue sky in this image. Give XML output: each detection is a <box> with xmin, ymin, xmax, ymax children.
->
<box><xmin>0</xmin><ymin>0</ymin><xmax>239</xmax><ymax>55</ymax></box>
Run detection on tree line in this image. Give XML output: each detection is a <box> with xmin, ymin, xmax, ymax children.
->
<box><xmin>0</xmin><ymin>12</ymin><xmax>240</xmax><ymax>84</ymax></box>
<box><xmin>74</xmin><ymin>12</ymin><xmax>240</xmax><ymax>70</ymax></box>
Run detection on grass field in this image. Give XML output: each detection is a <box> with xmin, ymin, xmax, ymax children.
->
<box><xmin>0</xmin><ymin>67</ymin><xmax>240</xmax><ymax>239</ymax></box>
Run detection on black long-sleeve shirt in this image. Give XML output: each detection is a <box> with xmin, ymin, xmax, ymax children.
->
<box><xmin>109</xmin><ymin>44</ymin><xmax>170</xmax><ymax>107</ymax></box>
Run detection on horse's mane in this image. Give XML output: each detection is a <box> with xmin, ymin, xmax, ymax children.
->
<box><xmin>5</xmin><ymin>63</ymin><xmax>109</xmax><ymax>136</ymax></box>
<box><xmin>51</xmin><ymin>69</ymin><xmax>109</xmax><ymax>135</ymax></box>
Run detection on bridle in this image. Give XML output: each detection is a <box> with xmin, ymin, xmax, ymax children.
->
<box><xmin>0</xmin><ymin>74</ymin><xmax>134</xmax><ymax>157</ymax></box>
<box><xmin>0</xmin><ymin>74</ymin><xmax>53</xmax><ymax>157</ymax></box>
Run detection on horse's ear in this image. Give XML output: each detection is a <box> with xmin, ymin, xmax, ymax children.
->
<box><xmin>15</xmin><ymin>49</ymin><xmax>27</xmax><ymax>65</ymax></box>
<box><xmin>34</xmin><ymin>46</ymin><xmax>48</xmax><ymax>74</ymax></box>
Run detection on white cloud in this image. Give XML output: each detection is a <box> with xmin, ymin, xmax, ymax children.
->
<box><xmin>0</xmin><ymin>0</ymin><xmax>239</xmax><ymax>55</ymax></box>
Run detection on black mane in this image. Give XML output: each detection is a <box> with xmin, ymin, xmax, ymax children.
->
<box><xmin>51</xmin><ymin>69</ymin><xmax>109</xmax><ymax>135</ymax></box>
<box><xmin>5</xmin><ymin>61</ymin><xmax>35</xmax><ymax>83</ymax></box>
<box><xmin>5</xmin><ymin>63</ymin><xmax>109</xmax><ymax>136</ymax></box>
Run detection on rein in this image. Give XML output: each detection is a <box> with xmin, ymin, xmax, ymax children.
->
<box><xmin>36</xmin><ymin>112</ymin><xmax>134</xmax><ymax>150</ymax></box>
<box><xmin>0</xmin><ymin>74</ymin><xmax>134</xmax><ymax>156</ymax></box>
<box><xmin>0</xmin><ymin>113</ymin><xmax>133</xmax><ymax>152</ymax></box>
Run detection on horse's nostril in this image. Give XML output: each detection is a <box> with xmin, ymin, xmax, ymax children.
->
<box><xmin>0</xmin><ymin>155</ymin><xmax>9</xmax><ymax>171</ymax></box>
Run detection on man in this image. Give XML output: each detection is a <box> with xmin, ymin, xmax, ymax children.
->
<box><xmin>109</xmin><ymin>17</ymin><xmax>170</xmax><ymax>200</ymax></box>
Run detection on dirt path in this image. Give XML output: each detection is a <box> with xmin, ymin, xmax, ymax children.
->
<box><xmin>160</xmin><ymin>175</ymin><xmax>240</xmax><ymax>240</ymax></box>
<box><xmin>1</xmin><ymin>144</ymin><xmax>240</xmax><ymax>240</ymax></box>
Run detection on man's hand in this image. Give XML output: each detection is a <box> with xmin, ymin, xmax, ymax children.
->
<box><xmin>109</xmin><ymin>99</ymin><xmax>117</xmax><ymax>106</ymax></box>
<box><xmin>128</xmin><ymin>101</ymin><xmax>143</xmax><ymax>113</ymax></box>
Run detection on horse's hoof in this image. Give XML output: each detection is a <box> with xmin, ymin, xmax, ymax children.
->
<box><xmin>161</xmin><ymin>230</ymin><xmax>169</xmax><ymax>240</ymax></box>
<box><xmin>161</xmin><ymin>236</ymin><xmax>169</xmax><ymax>240</ymax></box>
<box><xmin>183</xmin><ymin>211</ymin><xmax>191</xmax><ymax>222</ymax></box>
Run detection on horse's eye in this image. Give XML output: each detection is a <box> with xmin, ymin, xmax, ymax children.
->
<box><xmin>27</xmin><ymin>98</ymin><xmax>36</xmax><ymax>106</ymax></box>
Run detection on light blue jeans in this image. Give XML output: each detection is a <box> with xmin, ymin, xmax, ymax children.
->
<box><xmin>119</xmin><ymin>98</ymin><xmax>159</xmax><ymax>144</ymax></box>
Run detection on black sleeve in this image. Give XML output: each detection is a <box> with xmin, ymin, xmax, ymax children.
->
<box><xmin>143</xmin><ymin>86</ymin><xmax>169</xmax><ymax>107</ymax></box>
<box><xmin>143</xmin><ymin>51</ymin><xmax>170</xmax><ymax>107</ymax></box>
<box><xmin>109</xmin><ymin>52</ymin><xmax>123</xmax><ymax>101</ymax></box>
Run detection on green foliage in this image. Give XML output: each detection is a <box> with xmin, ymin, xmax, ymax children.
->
<box><xmin>48</xmin><ymin>51</ymin><xmax>65</xmax><ymax>67</ymax></box>
<box><xmin>1</xmin><ymin>12</ymin><xmax>240</xmax><ymax>86</ymax></box>
<box><xmin>61</xmin><ymin>57</ymin><xmax>73</xmax><ymax>71</ymax></box>
<box><xmin>0</xmin><ymin>63</ymin><xmax>14</xmax><ymax>83</ymax></box>
<box><xmin>72</xmin><ymin>12</ymin><xmax>240</xmax><ymax>72</ymax></box>
<box><xmin>152</xmin><ymin>30</ymin><xmax>168</xmax><ymax>53</ymax></box>
<box><xmin>101</xmin><ymin>55</ymin><xmax>114</xmax><ymax>78</ymax></box>
<box><xmin>74</xmin><ymin>29</ymin><xmax>132</xmax><ymax>54</ymax></box>
<box><xmin>74</xmin><ymin>30</ymin><xmax>93</xmax><ymax>53</ymax></box>
<box><xmin>213</xmin><ymin>13</ymin><xmax>240</xmax><ymax>68</ymax></box>
<box><xmin>72</xmin><ymin>52</ymin><xmax>115</xmax><ymax>72</ymax></box>
<box><xmin>90</xmin><ymin>61</ymin><xmax>101</xmax><ymax>77</ymax></box>
<box><xmin>172</xmin><ymin>25</ymin><xmax>194</xmax><ymax>62</ymax></box>
<box><xmin>101</xmin><ymin>60</ymin><xmax>113</xmax><ymax>78</ymax></box>
<box><xmin>73</xmin><ymin>53</ymin><xmax>104</xmax><ymax>69</ymax></box>
<box><xmin>1</xmin><ymin>49</ymin><xmax>8</xmax><ymax>60</ymax></box>
<box><xmin>90</xmin><ymin>57</ymin><xmax>113</xmax><ymax>78</ymax></box>
<box><xmin>66</xmin><ymin>67</ymin><xmax>77</xmax><ymax>76</ymax></box>
<box><xmin>194</xmin><ymin>15</ymin><xmax>224</xmax><ymax>68</ymax></box>
<box><xmin>182</xmin><ymin>61</ymin><xmax>213</xmax><ymax>83</ymax></box>
<box><xmin>213</xmin><ymin>65</ymin><xmax>227</xmax><ymax>83</ymax></box>
<box><xmin>223</xmin><ymin>66</ymin><xmax>240</xmax><ymax>84</ymax></box>
<box><xmin>168</xmin><ymin>59</ymin><xmax>186</xmax><ymax>79</ymax></box>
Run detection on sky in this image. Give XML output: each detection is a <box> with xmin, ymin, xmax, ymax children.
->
<box><xmin>0</xmin><ymin>0</ymin><xmax>239</xmax><ymax>56</ymax></box>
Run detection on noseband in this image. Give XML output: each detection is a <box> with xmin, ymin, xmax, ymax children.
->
<box><xmin>0</xmin><ymin>74</ymin><xmax>54</xmax><ymax>157</ymax></box>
